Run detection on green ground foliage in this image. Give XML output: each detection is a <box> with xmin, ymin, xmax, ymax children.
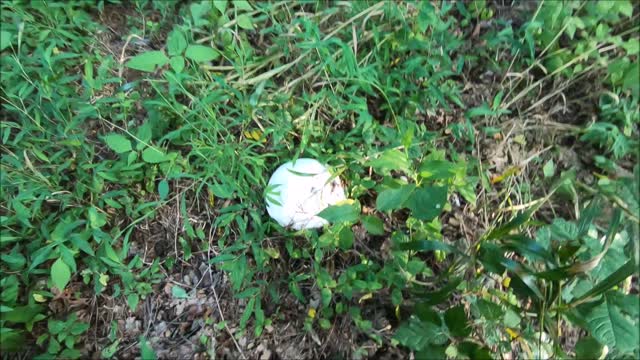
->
<box><xmin>1</xmin><ymin>0</ymin><xmax>638</xmax><ymax>359</ymax></box>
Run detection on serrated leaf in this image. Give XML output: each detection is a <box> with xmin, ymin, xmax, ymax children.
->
<box><xmin>361</xmin><ymin>215</ymin><xmax>384</xmax><ymax>235</ymax></box>
<box><xmin>580</xmin><ymin>291</ymin><xmax>639</xmax><ymax>353</ymax></box>
<box><xmin>51</xmin><ymin>258</ymin><xmax>71</xmax><ymax>290</ymax></box>
<box><xmin>376</xmin><ymin>184</ymin><xmax>415</xmax><ymax>211</ymax></box>
<box><xmin>158</xmin><ymin>180</ymin><xmax>169</xmax><ymax>200</ymax></box>
<box><xmin>104</xmin><ymin>134</ymin><xmax>132</xmax><ymax>154</ymax></box>
<box><xmin>126</xmin><ymin>51</ymin><xmax>169</xmax><ymax>72</ymax></box>
<box><xmin>185</xmin><ymin>45</ymin><xmax>219</xmax><ymax>62</ymax></box>
<box><xmin>405</xmin><ymin>185</ymin><xmax>448</xmax><ymax>221</ymax></box>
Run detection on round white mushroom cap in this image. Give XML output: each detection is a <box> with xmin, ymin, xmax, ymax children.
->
<box><xmin>265</xmin><ymin>158</ymin><xmax>346</xmax><ymax>230</ymax></box>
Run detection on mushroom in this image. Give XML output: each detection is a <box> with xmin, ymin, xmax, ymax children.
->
<box><xmin>265</xmin><ymin>158</ymin><xmax>346</xmax><ymax>230</ymax></box>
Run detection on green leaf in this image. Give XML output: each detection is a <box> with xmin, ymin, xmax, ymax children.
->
<box><xmin>140</xmin><ymin>337</ymin><xmax>156</xmax><ymax>360</ymax></box>
<box><xmin>367</xmin><ymin>149</ymin><xmax>410</xmax><ymax>174</ymax></box>
<box><xmin>127</xmin><ymin>293</ymin><xmax>139</xmax><ymax>311</ymax></box>
<box><xmin>474</xmin><ymin>298</ymin><xmax>504</xmax><ymax>321</ymax></box>
<box><xmin>142</xmin><ymin>147</ymin><xmax>169</xmax><ymax>163</ymax></box>
<box><xmin>88</xmin><ymin>207</ymin><xmax>107</xmax><ymax>229</ymax></box>
<box><xmin>213</xmin><ymin>0</ymin><xmax>227</xmax><ymax>14</ymax></box>
<box><xmin>2</xmin><ymin>305</ymin><xmax>44</xmax><ymax>323</ymax></box>
<box><xmin>317</xmin><ymin>201</ymin><xmax>360</xmax><ymax>224</ymax></box>
<box><xmin>158</xmin><ymin>180</ymin><xmax>169</xmax><ymax>200</ymax></box>
<box><xmin>101</xmin><ymin>340</ymin><xmax>120</xmax><ymax>359</ymax></box>
<box><xmin>171</xmin><ymin>286</ymin><xmax>188</xmax><ymax>299</ymax></box>
<box><xmin>126</xmin><ymin>51</ymin><xmax>169</xmax><ymax>72</ymax></box>
<box><xmin>1</xmin><ymin>30</ymin><xmax>12</xmax><ymax>51</ymax></box>
<box><xmin>166</xmin><ymin>30</ymin><xmax>187</xmax><ymax>56</ymax></box>
<box><xmin>575</xmin><ymin>336</ymin><xmax>605</xmax><ymax>359</ymax></box>
<box><xmin>543</xmin><ymin>159</ymin><xmax>555</xmax><ymax>178</ymax></box>
<box><xmin>579</xmin><ymin>291</ymin><xmax>639</xmax><ymax>353</ymax></box>
<box><xmin>394</xmin><ymin>316</ymin><xmax>447</xmax><ymax>351</ymax></box>
<box><xmin>405</xmin><ymin>186</ymin><xmax>448</xmax><ymax>221</ymax></box>
<box><xmin>239</xmin><ymin>296</ymin><xmax>255</xmax><ymax>329</ymax></box>
<box><xmin>444</xmin><ymin>305</ymin><xmax>471</xmax><ymax>337</ymax></box>
<box><xmin>572</xmin><ymin>260</ymin><xmax>636</xmax><ymax>304</ymax></box>
<box><xmin>185</xmin><ymin>45</ymin><xmax>220</xmax><ymax>62</ymax></box>
<box><xmin>236</xmin><ymin>14</ymin><xmax>254</xmax><ymax>30</ymax></box>
<box><xmin>376</xmin><ymin>184</ymin><xmax>415</xmax><ymax>211</ymax></box>
<box><xmin>233</xmin><ymin>0</ymin><xmax>253</xmax><ymax>11</ymax></box>
<box><xmin>169</xmin><ymin>56</ymin><xmax>185</xmax><ymax>73</ymax></box>
<box><xmin>361</xmin><ymin>215</ymin><xmax>384</xmax><ymax>235</ymax></box>
<box><xmin>104</xmin><ymin>134</ymin><xmax>132</xmax><ymax>154</ymax></box>
<box><xmin>419</xmin><ymin>160</ymin><xmax>458</xmax><ymax>180</ymax></box>
<box><xmin>51</xmin><ymin>258</ymin><xmax>71</xmax><ymax>290</ymax></box>
<box><xmin>338</xmin><ymin>226</ymin><xmax>354</xmax><ymax>250</ymax></box>
<box><xmin>396</xmin><ymin>240</ymin><xmax>455</xmax><ymax>253</ymax></box>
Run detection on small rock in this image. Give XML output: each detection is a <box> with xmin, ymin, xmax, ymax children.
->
<box><xmin>239</xmin><ymin>337</ymin><xmax>247</xmax><ymax>348</ymax></box>
<box><xmin>265</xmin><ymin>325</ymin><xmax>274</xmax><ymax>333</ymax></box>
<box><xmin>165</xmin><ymin>330</ymin><xmax>171</xmax><ymax>337</ymax></box>
<box><xmin>260</xmin><ymin>349</ymin><xmax>272</xmax><ymax>360</ymax></box>
<box><xmin>183</xmin><ymin>275</ymin><xmax>191</xmax><ymax>286</ymax></box>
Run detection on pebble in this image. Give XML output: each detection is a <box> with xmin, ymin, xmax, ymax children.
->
<box><xmin>260</xmin><ymin>349</ymin><xmax>272</xmax><ymax>360</ymax></box>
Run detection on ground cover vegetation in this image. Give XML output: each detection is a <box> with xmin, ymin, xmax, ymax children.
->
<box><xmin>1</xmin><ymin>0</ymin><xmax>638</xmax><ymax>359</ymax></box>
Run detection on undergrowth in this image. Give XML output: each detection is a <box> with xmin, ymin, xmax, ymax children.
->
<box><xmin>1</xmin><ymin>1</ymin><xmax>638</xmax><ymax>359</ymax></box>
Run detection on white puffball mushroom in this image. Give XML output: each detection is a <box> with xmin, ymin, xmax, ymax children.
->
<box><xmin>265</xmin><ymin>158</ymin><xmax>346</xmax><ymax>230</ymax></box>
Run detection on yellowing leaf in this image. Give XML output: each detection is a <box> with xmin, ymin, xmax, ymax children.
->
<box><xmin>358</xmin><ymin>292</ymin><xmax>373</xmax><ymax>303</ymax></box>
<box><xmin>243</xmin><ymin>129</ymin><xmax>265</xmax><ymax>142</ymax></box>
<box><xmin>335</xmin><ymin>199</ymin><xmax>355</xmax><ymax>206</ymax></box>
<box><xmin>491</xmin><ymin>166</ymin><xmax>521</xmax><ymax>184</ymax></box>
<box><xmin>502</xmin><ymin>276</ymin><xmax>511</xmax><ymax>288</ymax></box>
<box><xmin>307</xmin><ymin>308</ymin><xmax>316</xmax><ymax>319</ymax></box>
<box><xmin>506</xmin><ymin>327</ymin><xmax>520</xmax><ymax>340</ymax></box>
<box><xmin>99</xmin><ymin>273</ymin><xmax>109</xmax><ymax>286</ymax></box>
<box><xmin>33</xmin><ymin>294</ymin><xmax>46</xmax><ymax>302</ymax></box>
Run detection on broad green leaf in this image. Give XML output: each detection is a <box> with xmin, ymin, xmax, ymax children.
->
<box><xmin>396</xmin><ymin>240</ymin><xmax>456</xmax><ymax>254</ymax></box>
<box><xmin>126</xmin><ymin>51</ymin><xmax>169</xmax><ymax>72</ymax></box>
<box><xmin>239</xmin><ymin>296</ymin><xmax>255</xmax><ymax>329</ymax></box>
<box><xmin>51</xmin><ymin>258</ymin><xmax>71</xmax><ymax>290</ymax></box>
<box><xmin>376</xmin><ymin>184</ymin><xmax>415</xmax><ymax>211</ymax></box>
<box><xmin>237</xmin><ymin>14</ymin><xmax>254</xmax><ymax>30</ymax></box>
<box><xmin>0</xmin><ymin>30</ymin><xmax>12</xmax><ymax>51</ymax></box>
<box><xmin>2</xmin><ymin>304</ymin><xmax>44</xmax><ymax>323</ymax></box>
<box><xmin>169</xmin><ymin>56</ymin><xmax>185</xmax><ymax>73</ymax></box>
<box><xmin>166</xmin><ymin>30</ymin><xmax>187</xmax><ymax>56</ymax></box>
<box><xmin>88</xmin><ymin>207</ymin><xmax>107</xmax><ymax>229</ymax></box>
<box><xmin>575</xmin><ymin>336</ymin><xmax>605</xmax><ymax>359</ymax></box>
<box><xmin>185</xmin><ymin>45</ymin><xmax>219</xmax><ymax>62</ymax></box>
<box><xmin>361</xmin><ymin>215</ymin><xmax>384</xmax><ymax>235</ymax></box>
<box><xmin>579</xmin><ymin>291</ymin><xmax>639</xmax><ymax>353</ymax></box>
<box><xmin>104</xmin><ymin>134</ymin><xmax>132</xmax><ymax>154</ymax></box>
<box><xmin>444</xmin><ymin>305</ymin><xmax>471</xmax><ymax>337</ymax></box>
<box><xmin>127</xmin><ymin>293</ymin><xmax>139</xmax><ymax>311</ymax></box>
<box><xmin>158</xmin><ymin>180</ymin><xmax>169</xmax><ymax>200</ymax></box>
<box><xmin>473</xmin><ymin>298</ymin><xmax>504</xmax><ymax>321</ymax></box>
<box><xmin>419</xmin><ymin>159</ymin><xmax>458</xmax><ymax>180</ymax></box>
<box><xmin>101</xmin><ymin>340</ymin><xmax>120</xmax><ymax>359</ymax></box>
<box><xmin>233</xmin><ymin>0</ymin><xmax>253</xmax><ymax>11</ymax></box>
<box><xmin>317</xmin><ymin>201</ymin><xmax>360</xmax><ymax>224</ymax></box>
<box><xmin>338</xmin><ymin>226</ymin><xmax>354</xmax><ymax>250</ymax></box>
<box><xmin>405</xmin><ymin>186</ymin><xmax>448</xmax><ymax>221</ymax></box>
<box><xmin>367</xmin><ymin>149</ymin><xmax>410</xmax><ymax>174</ymax></box>
<box><xmin>142</xmin><ymin>147</ymin><xmax>169</xmax><ymax>163</ymax></box>
<box><xmin>213</xmin><ymin>0</ymin><xmax>227</xmax><ymax>14</ymax></box>
<box><xmin>394</xmin><ymin>316</ymin><xmax>448</xmax><ymax>351</ymax></box>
